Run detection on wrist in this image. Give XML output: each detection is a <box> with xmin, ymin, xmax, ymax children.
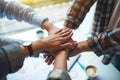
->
<box><xmin>63</xmin><ymin>26</ymin><xmax>68</xmax><ymax>29</ymax></box>
<box><xmin>31</xmin><ymin>40</ymin><xmax>46</xmax><ymax>51</ymax></box>
<box><xmin>41</xmin><ymin>21</ymin><xmax>55</xmax><ymax>32</ymax></box>
<box><xmin>54</xmin><ymin>50</ymin><xmax>68</xmax><ymax>70</ymax></box>
<box><xmin>22</xmin><ymin>41</ymin><xmax>33</xmax><ymax>57</ymax></box>
<box><xmin>78</xmin><ymin>40</ymin><xmax>91</xmax><ymax>52</ymax></box>
<box><xmin>55</xmin><ymin>50</ymin><xmax>68</xmax><ymax>58</ymax></box>
<box><xmin>21</xmin><ymin>45</ymin><xmax>29</xmax><ymax>57</ymax></box>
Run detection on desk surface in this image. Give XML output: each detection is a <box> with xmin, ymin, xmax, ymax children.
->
<box><xmin>69</xmin><ymin>52</ymin><xmax>120</xmax><ymax>80</ymax></box>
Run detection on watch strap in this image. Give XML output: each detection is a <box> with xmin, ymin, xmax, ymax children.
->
<box><xmin>23</xmin><ymin>41</ymin><xmax>34</xmax><ymax>56</ymax></box>
<box><xmin>27</xmin><ymin>45</ymin><xmax>33</xmax><ymax>56</ymax></box>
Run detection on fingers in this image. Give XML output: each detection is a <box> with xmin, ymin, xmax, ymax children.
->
<box><xmin>58</xmin><ymin>29</ymin><xmax>73</xmax><ymax>44</ymax></box>
<box><xmin>60</xmin><ymin>29</ymin><xmax>73</xmax><ymax>37</ymax></box>
<box><xmin>60</xmin><ymin>42</ymin><xmax>73</xmax><ymax>49</ymax></box>
<box><xmin>59</xmin><ymin>28</ymin><xmax>72</xmax><ymax>35</ymax></box>
<box><xmin>55</xmin><ymin>28</ymin><xmax>72</xmax><ymax>36</ymax></box>
<box><xmin>54</xmin><ymin>29</ymin><xmax>63</xmax><ymax>34</ymax></box>
<box><xmin>60</xmin><ymin>40</ymin><xmax>78</xmax><ymax>50</ymax></box>
<box><xmin>60</xmin><ymin>32</ymin><xmax>73</xmax><ymax>44</ymax></box>
<box><xmin>72</xmin><ymin>41</ymin><xmax>78</xmax><ymax>47</ymax></box>
<box><xmin>44</xmin><ymin>54</ymin><xmax>55</xmax><ymax>65</ymax></box>
<box><xmin>63</xmin><ymin>32</ymin><xmax>73</xmax><ymax>41</ymax></box>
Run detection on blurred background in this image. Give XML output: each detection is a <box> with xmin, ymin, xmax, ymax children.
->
<box><xmin>0</xmin><ymin>0</ymin><xmax>71</xmax><ymax>36</ymax></box>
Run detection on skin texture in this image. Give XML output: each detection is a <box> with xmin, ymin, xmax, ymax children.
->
<box><xmin>42</xmin><ymin>21</ymin><xmax>78</xmax><ymax>66</ymax></box>
<box><xmin>21</xmin><ymin>28</ymin><xmax>73</xmax><ymax>57</ymax></box>
<box><xmin>54</xmin><ymin>50</ymin><xmax>68</xmax><ymax>70</ymax></box>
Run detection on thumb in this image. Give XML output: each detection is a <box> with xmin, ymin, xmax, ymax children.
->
<box><xmin>61</xmin><ymin>43</ymin><xmax>73</xmax><ymax>49</ymax></box>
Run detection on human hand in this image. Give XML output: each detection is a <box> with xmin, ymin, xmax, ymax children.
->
<box><xmin>42</xmin><ymin>39</ymin><xmax>77</xmax><ymax>65</ymax></box>
<box><xmin>68</xmin><ymin>41</ymin><xmax>90</xmax><ymax>57</ymax></box>
<box><xmin>43</xmin><ymin>22</ymin><xmax>77</xmax><ymax>50</ymax></box>
<box><xmin>42</xmin><ymin>28</ymin><xmax>74</xmax><ymax>51</ymax></box>
<box><xmin>41</xmin><ymin>20</ymin><xmax>60</xmax><ymax>34</ymax></box>
<box><xmin>48</xmin><ymin>27</ymin><xmax>78</xmax><ymax>50</ymax></box>
<box><xmin>43</xmin><ymin>50</ymin><xmax>68</xmax><ymax>68</ymax></box>
<box><xmin>43</xmin><ymin>54</ymin><xmax>55</xmax><ymax>65</ymax></box>
<box><xmin>68</xmin><ymin>43</ymin><xmax>81</xmax><ymax>57</ymax></box>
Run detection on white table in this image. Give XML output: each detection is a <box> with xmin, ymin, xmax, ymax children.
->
<box><xmin>69</xmin><ymin>52</ymin><xmax>120</xmax><ymax>80</ymax></box>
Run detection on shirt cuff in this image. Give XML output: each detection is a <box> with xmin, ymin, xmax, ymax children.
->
<box><xmin>32</xmin><ymin>13</ymin><xmax>49</xmax><ymax>29</ymax></box>
<box><xmin>87</xmin><ymin>38</ymin><xmax>103</xmax><ymax>56</ymax></box>
<box><xmin>47</xmin><ymin>68</ymin><xmax>71</xmax><ymax>80</ymax></box>
<box><xmin>64</xmin><ymin>19</ymin><xmax>80</xmax><ymax>29</ymax></box>
<box><xmin>2</xmin><ymin>43</ymin><xmax>25</xmax><ymax>73</ymax></box>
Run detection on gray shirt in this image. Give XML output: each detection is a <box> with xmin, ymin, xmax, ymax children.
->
<box><xmin>47</xmin><ymin>68</ymin><xmax>71</xmax><ymax>80</ymax></box>
<box><xmin>0</xmin><ymin>43</ymin><xmax>25</xmax><ymax>79</ymax></box>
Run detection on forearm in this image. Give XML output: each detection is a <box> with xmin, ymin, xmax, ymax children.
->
<box><xmin>41</xmin><ymin>20</ymin><xmax>59</xmax><ymax>32</ymax></box>
<box><xmin>54</xmin><ymin>50</ymin><xmax>68</xmax><ymax>71</ymax></box>
<box><xmin>78</xmin><ymin>40</ymin><xmax>91</xmax><ymax>52</ymax></box>
<box><xmin>47</xmin><ymin>50</ymin><xmax>71</xmax><ymax>80</ymax></box>
<box><xmin>64</xmin><ymin>0</ymin><xmax>96</xmax><ymax>29</ymax></box>
<box><xmin>20</xmin><ymin>39</ymin><xmax>46</xmax><ymax>56</ymax></box>
<box><xmin>69</xmin><ymin>40</ymin><xmax>91</xmax><ymax>57</ymax></box>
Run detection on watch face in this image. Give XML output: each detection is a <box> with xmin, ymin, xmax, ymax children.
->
<box><xmin>23</xmin><ymin>41</ymin><xmax>32</xmax><ymax>46</ymax></box>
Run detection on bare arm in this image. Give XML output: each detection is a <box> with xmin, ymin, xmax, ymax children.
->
<box><xmin>54</xmin><ymin>50</ymin><xmax>68</xmax><ymax>70</ymax></box>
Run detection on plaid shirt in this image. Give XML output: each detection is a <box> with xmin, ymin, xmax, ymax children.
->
<box><xmin>64</xmin><ymin>0</ymin><xmax>120</xmax><ymax>56</ymax></box>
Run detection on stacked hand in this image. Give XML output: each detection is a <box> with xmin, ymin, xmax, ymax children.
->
<box><xmin>42</xmin><ymin>26</ymin><xmax>78</xmax><ymax>65</ymax></box>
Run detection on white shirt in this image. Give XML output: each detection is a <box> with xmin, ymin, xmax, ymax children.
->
<box><xmin>0</xmin><ymin>0</ymin><xmax>48</xmax><ymax>29</ymax></box>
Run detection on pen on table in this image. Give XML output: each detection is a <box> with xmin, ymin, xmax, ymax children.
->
<box><xmin>68</xmin><ymin>55</ymin><xmax>81</xmax><ymax>72</ymax></box>
<box><xmin>77</xmin><ymin>61</ymin><xmax>85</xmax><ymax>71</ymax></box>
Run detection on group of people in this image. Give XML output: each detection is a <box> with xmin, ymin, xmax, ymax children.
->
<box><xmin>0</xmin><ymin>0</ymin><xmax>119</xmax><ymax>80</ymax></box>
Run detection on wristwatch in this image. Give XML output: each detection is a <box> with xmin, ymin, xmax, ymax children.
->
<box><xmin>23</xmin><ymin>41</ymin><xmax>33</xmax><ymax>56</ymax></box>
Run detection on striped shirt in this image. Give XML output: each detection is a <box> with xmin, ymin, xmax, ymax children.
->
<box><xmin>64</xmin><ymin>0</ymin><xmax>120</xmax><ymax>56</ymax></box>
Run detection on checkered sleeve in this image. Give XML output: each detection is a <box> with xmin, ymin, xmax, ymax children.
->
<box><xmin>64</xmin><ymin>0</ymin><xmax>96</xmax><ymax>29</ymax></box>
<box><xmin>87</xmin><ymin>26</ymin><xmax>120</xmax><ymax>56</ymax></box>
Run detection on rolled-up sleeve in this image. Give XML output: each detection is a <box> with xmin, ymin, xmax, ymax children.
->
<box><xmin>87</xmin><ymin>26</ymin><xmax>120</xmax><ymax>56</ymax></box>
<box><xmin>64</xmin><ymin>0</ymin><xmax>96</xmax><ymax>29</ymax></box>
<box><xmin>0</xmin><ymin>43</ymin><xmax>25</xmax><ymax>79</ymax></box>
<box><xmin>0</xmin><ymin>0</ymin><xmax>48</xmax><ymax>29</ymax></box>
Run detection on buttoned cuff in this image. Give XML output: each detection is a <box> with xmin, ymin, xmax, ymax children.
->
<box><xmin>32</xmin><ymin>13</ymin><xmax>49</xmax><ymax>29</ymax></box>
